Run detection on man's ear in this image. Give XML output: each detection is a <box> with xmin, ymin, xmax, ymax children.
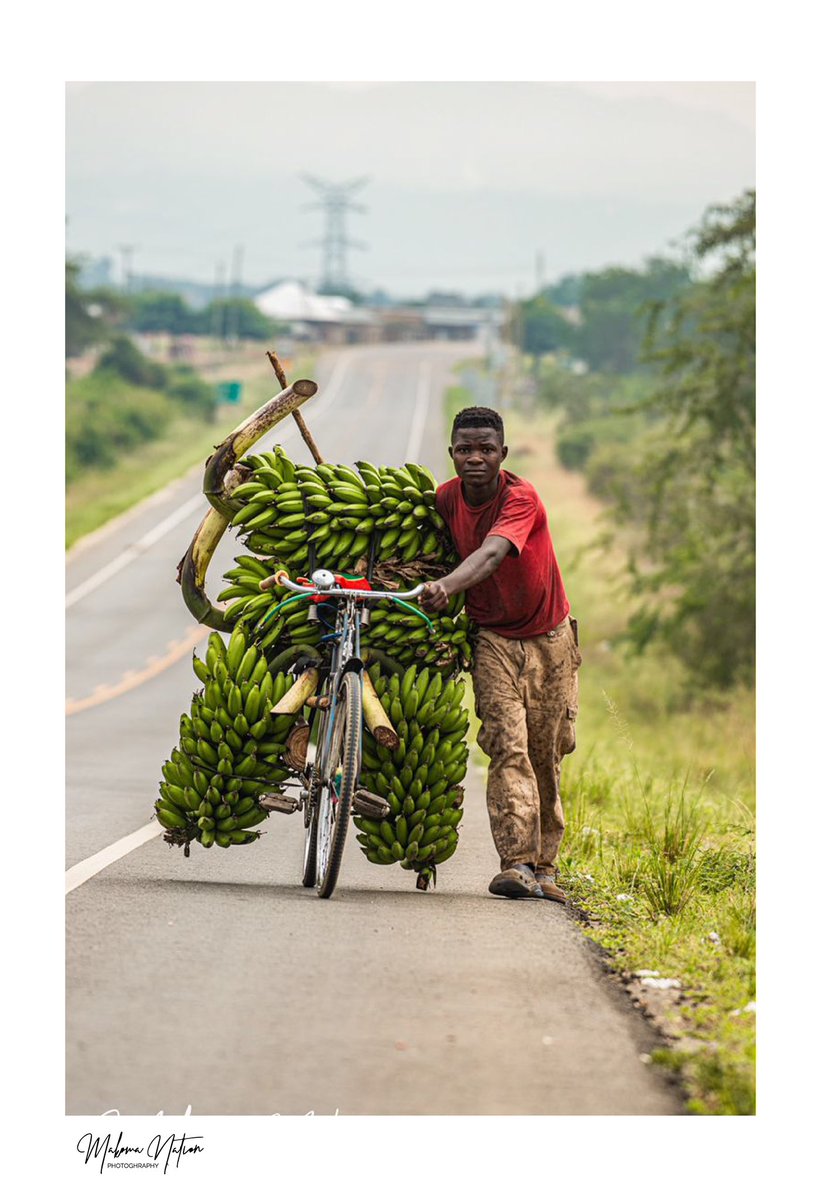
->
<box><xmin>448</xmin><ymin>446</ymin><xmax>454</xmax><ymax>460</ymax></box>
<box><xmin>501</xmin><ymin>444</ymin><xmax>508</xmax><ymax>461</ymax></box>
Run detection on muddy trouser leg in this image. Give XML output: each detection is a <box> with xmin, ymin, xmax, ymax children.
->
<box><xmin>472</xmin><ymin>631</ymin><xmax>541</xmax><ymax>871</ymax></box>
<box><xmin>522</xmin><ymin>620</ymin><xmax>581</xmax><ymax>874</ymax></box>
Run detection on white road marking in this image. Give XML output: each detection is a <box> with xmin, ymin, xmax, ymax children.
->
<box><xmin>65</xmin><ymin>822</ymin><xmax>164</xmax><ymax>894</ymax></box>
<box><xmin>64</xmin><ymin>354</ymin><xmax>352</xmax><ymax>611</ymax></box>
<box><xmin>405</xmin><ymin>360</ymin><xmax>432</xmax><ymax>462</ymax></box>
<box><xmin>65</xmin><ymin>493</ymin><xmax>206</xmax><ymax>609</ymax></box>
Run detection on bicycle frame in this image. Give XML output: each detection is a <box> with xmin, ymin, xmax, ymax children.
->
<box><xmin>265</xmin><ymin>568</ymin><xmax>430</xmax><ymax>894</ymax></box>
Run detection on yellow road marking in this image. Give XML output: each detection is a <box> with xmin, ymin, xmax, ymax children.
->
<box><xmin>66</xmin><ymin>624</ymin><xmax>210</xmax><ymax>715</ymax></box>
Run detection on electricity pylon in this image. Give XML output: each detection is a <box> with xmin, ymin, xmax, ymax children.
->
<box><xmin>301</xmin><ymin>174</ymin><xmax>368</xmax><ymax>294</ymax></box>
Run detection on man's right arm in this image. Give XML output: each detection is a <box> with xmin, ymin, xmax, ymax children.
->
<box><xmin>419</xmin><ymin>535</ymin><xmax>511</xmax><ymax>612</ymax></box>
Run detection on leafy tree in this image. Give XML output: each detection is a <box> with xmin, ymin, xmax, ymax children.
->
<box><xmin>516</xmin><ymin>294</ymin><xmax>575</xmax><ymax>356</ymax></box>
<box><xmin>125</xmin><ymin>290</ymin><xmax>197</xmax><ymax>334</ymax></box>
<box><xmin>97</xmin><ymin>335</ymin><xmax>168</xmax><ymax>388</ymax></box>
<box><xmin>608</xmin><ymin>191</ymin><xmax>755</xmax><ymax>687</ymax></box>
<box><xmin>66</xmin><ymin>259</ymin><xmax>104</xmax><ymax>357</ymax></box>
<box><xmin>575</xmin><ymin>258</ymin><xmax>692</xmax><ymax>373</ymax></box>
<box><xmin>201</xmin><ymin>299</ymin><xmax>279</xmax><ymax>341</ymax></box>
<box><xmin>544</xmin><ymin>273</ymin><xmax>582</xmax><ymax>307</ymax></box>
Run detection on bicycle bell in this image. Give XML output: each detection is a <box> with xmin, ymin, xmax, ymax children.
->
<box><xmin>311</xmin><ymin>568</ymin><xmax>336</xmax><ymax>590</ymax></box>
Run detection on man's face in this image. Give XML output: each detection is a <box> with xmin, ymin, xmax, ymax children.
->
<box><xmin>449</xmin><ymin>425</ymin><xmax>507</xmax><ymax>487</ymax></box>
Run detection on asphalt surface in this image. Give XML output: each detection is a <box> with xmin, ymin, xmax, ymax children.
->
<box><xmin>66</xmin><ymin>340</ymin><xmax>682</xmax><ymax>1116</ymax></box>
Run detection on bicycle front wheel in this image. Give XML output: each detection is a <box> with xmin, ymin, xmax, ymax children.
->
<box><xmin>315</xmin><ymin>671</ymin><xmax>362</xmax><ymax>899</ymax></box>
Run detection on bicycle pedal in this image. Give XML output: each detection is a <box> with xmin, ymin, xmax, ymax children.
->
<box><xmin>259</xmin><ymin>793</ymin><xmax>299</xmax><ymax>815</ymax></box>
<box><xmin>352</xmin><ymin>789</ymin><xmax>391</xmax><ymax>819</ymax></box>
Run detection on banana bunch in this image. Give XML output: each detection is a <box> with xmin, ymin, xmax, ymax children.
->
<box><xmin>228</xmin><ymin>447</ymin><xmax>454</xmax><ymax>577</ymax></box>
<box><xmin>216</xmin><ymin>555</ymin><xmax>322</xmax><ymax>653</ymax></box>
<box><xmin>215</xmin><ymin>444</ymin><xmax>476</xmax><ymax>674</ymax></box>
<box><xmin>362</xmin><ymin>590</ymin><xmax>473</xmax><ymax>673</ymax></box>
<box><xmin>354</xmin><ymin>662</ymin><xmax>470</xmax><ymax>880</ymax></box>
<box><xmin>154</xmin><ymin>626</ymin><xmax>300</xmax><ymax>851</ymax></box>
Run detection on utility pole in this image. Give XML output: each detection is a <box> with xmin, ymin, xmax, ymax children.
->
<box><xmin>301</xmin><ymin>174</ymin><xmax>368</xmax><ymax>294</ymax></box>
<box><xmin>226</xmin><ymin>244</ymin><xmax>244</xmax><ymax>345</ymax></box>
<box><xmin>535</xmin><ymin>250</ymin><xmax>545</xmax><ymax>295</ymax></box>
<box><xmin>211</xmin><ymin>260</ymin><xmax>226</xmax><ymax>348</ymax></box>
<box><xmin>118</xmin><ymin>244</ymin><xmax>137</xmax><ymax>293</ymax></box>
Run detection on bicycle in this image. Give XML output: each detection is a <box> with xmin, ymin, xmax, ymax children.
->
<box><xmin>258</xmin><ymin>567</ymin><xmax>431</xmax><ymax>899</ymax></box>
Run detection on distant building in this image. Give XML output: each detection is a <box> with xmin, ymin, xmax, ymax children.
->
<box><xmin>252</xmin><ymin>279</ymin><xmax>504</xmax><ymax>344</ymax></box>
<box><xmin>253</xmin><ymin>280</ymin><xmax>376</xmax><ymax>343</ymax></box>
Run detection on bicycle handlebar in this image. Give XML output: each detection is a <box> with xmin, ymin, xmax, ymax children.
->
<box><xmin>262</xmin><ymin>569</ymin><xmax>426</xmax><ymax>603</ymax></box>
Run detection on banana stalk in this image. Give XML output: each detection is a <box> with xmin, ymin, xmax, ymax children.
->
<box><xmin>203</xmin><ymin>378</ymin><xmax>318</xmax><ymax>518</ymax></box>
<box><xmin>270</xmin><ymin>667</ymin><xmax>320</xmax><ymax>715</ymax></box>
<box><xmin>362</xmin><ymin>672</ymin><xmax>399</xmax><ymax>748</ymax></box>
<box><xmin>176</xmin><ymin>506</ymin><xmax>233</xmax><ymax>631</ymax></box>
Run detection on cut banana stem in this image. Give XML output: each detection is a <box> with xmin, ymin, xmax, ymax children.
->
<box><xmin>270</xmin><ymin>667</ymin><xmax>320</xmax><ymax>714</ymax></box>
<box><xmin>362</xmin><ymin>671</ymin><xmax>399</xmax><ymax>748</ymax></box>
<box><xmin>284</xmin><ymin>722</ymin><xmax>310</xmax><ymax>769</ymax></box>
<box><xmin>203</xmin><ymin>379</ymin><xmax>318</xmax><ymax>516</ymax></box>
<box><xmin>176</xmin><ymin>505</ymin><xmax>233</xmax><ymax>630</ymax></box>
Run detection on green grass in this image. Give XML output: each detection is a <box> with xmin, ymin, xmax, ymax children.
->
<box><xmin>66</xmin><ymin>352</ymin><xmax>316</xmax><ymax>549</ymax></box>
<box><xmin>456</xmin><ymin>391</ymin><xmax>755</xmax><ymax>1115</ymax></box>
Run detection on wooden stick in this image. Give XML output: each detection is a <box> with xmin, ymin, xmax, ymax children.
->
<box><xmin>267</xmin><ymin>350</ymin><xmax>325</xmax><ymax>464</ymax></box>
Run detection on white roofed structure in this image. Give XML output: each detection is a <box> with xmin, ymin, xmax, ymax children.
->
<box><xmin>254</xmin><ymin>280</ymin><xmax>357</xmax><ymax>324</ymax></box>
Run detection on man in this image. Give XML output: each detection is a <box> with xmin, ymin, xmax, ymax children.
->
<box><xmin>420</xmin><ymin>406</ymin><xmax>581</xmax><ymax>902</ymax></box>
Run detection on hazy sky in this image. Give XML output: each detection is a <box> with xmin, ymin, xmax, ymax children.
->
<box><xmin>66</xmin><ymin>81</ymin><xmax>754</xmax><ymax>298</ymax></box>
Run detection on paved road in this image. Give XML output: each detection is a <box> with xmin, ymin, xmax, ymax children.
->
<box><xmin>66</xmin><ymin>341</ymin><xmax>682</xmax><ymax>1116</ymax></box>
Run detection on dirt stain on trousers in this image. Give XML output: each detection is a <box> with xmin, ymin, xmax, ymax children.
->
<box><xmin>471</xmin><ymin>618</ymin><xmax>581</xmax><ymax>873</ymax></box>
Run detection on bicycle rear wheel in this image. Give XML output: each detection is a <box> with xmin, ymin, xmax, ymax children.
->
<box><xmin>315</xmin><ymin>671</ymin><xmax>362</xmax><ymax>899</ymax></box>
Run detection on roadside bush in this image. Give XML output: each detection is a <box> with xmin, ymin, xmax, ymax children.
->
<box><xmin>167</xmin><ymin>366</ymin><xmax>217</xmax><ymax>420</ymax></box>
<box><xmin>66</xmin><ymin>371</ymin><xmax>174</xmax><ymax>481</ymax></box>
<box><xmin>97</xmin><ymin>335</ymin><xmax>168</xmax><ymax>389</ymax></box>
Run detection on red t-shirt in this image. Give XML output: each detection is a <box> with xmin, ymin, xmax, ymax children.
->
<box><xmin>436</xmin><ymin>470</ymin><xmax>570</xmax><ymax>639</ymax></box>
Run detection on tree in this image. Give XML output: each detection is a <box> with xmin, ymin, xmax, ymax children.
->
<box><xmin>517</xmin><ymin>294</ymin><xmax>575</xmax><ymax>356</ymax></box>
<box><xmin>575</xmin><ymin>258</ymin><xmax>692</xmax><ymax>374</ymax></box>
<box><xmin>66</xmin><ymin>259</ymin><xmax>130</xmax><ymax>358</ymax></box>
<box><xmin>125</xmin><ymin>290</ymin><xmax>197</xmax><ymax>334</ymax></box>
<box><xmin>611</xmin><ymin>191</ymin><xmax>756</xmax><ymax>688</ymax></box>
<box><xmin>201</xmin><ymin>298</ymin><xmax>279</xmax><ymax>341</ymax></box>
<box><xmin>66</xmin><ymin>259</ymin><xmax>104</xmax><ymax>357</ymax></box>
<box><xmin>97</xmin><ymin>335</ymin><xmax>168</xmax><ymax>388</ymax></box>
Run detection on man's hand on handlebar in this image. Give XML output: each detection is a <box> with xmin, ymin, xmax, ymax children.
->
<box><xmin>419</xmin><ymin>580</ymin><xmax>450</xmax><ymax>613</ymax></box>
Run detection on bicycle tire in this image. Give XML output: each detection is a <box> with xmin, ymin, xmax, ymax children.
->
<box><xmin>315</xmin><ymin>671</ymin><xmax>362</xmax><ymax>899</ymax></box>
<box><xmin>301</xmin><ymin>708</ymin><xmax>327</xmax><ymax>888</ymax></box>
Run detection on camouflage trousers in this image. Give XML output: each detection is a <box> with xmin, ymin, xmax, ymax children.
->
<box><xmin>471</xmin><ymin>618</ymin><xmax>581</xmax><ymax>873</ymax></box>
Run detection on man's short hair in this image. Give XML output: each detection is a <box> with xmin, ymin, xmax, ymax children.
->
<box><xmin>451</xmin><ymin>406</ymin><xmax>505</xmax><ymax>444</ymax></box>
